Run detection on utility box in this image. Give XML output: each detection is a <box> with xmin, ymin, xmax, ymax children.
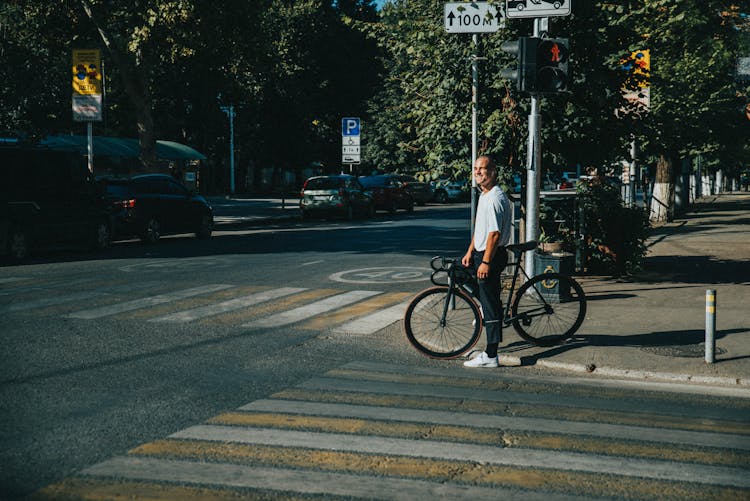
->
<box><xmin>534</xmin><ymin>251</ymin><xmax>575</xmax><ymax>301</ymax></box>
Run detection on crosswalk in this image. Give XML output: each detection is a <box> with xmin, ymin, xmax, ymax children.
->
<box><xmin>0</xmin><ymin>277</ymin><xmax>410</xmax><ymax>335</ymax></box>
<box><xmin>32</xmin><ymin>361</ymin><xmax>750</xmax><ymax>499</ymax></box>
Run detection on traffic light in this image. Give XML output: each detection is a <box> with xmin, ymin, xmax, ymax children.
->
<box><xmin>501</xmin><ymin>37</ymin><xmax>570</xmax><ymax>94</ymax></box>
<box><xmin>535</xmin><ymin>38</ymin><xmax>570</xmax><ymax>93</ymax></box>
<box><xmin>500</xmin><ymin>37</ymin><xmax>537</xmax><ymax>93</ymax></box>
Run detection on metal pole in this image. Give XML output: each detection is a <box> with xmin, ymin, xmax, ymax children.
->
<box><xmin>629</xmin><ymin>138</ymin><xmax>637</xmax><ymax>207</ymax></box>
<box><xmin>229</xmin><ymin>105</ymin><xmax>235</xmax><ymax>195</ymax></box>
<box><xmin>221</xmin><ymin>105</ymin><xmax>236</xmax><ymax>195</ymax></box>
<box><xmin>524</xmin><ymin>18</ymin><xmax>543</xmax><ymax>277</ymax></box>
<box><xmin>470</xmin><ymin>34</ymin><xmax>479</xmax><ymax>233</ymax></box>
<box><xmin>705</xmin><ymin>290</ymin><xmax>716</xmax><ymax>364</ymax></box>
<box><xmin>87</xmin><ymin>121</ymin><xmax>93</xmax><ymax>173</ymax></box>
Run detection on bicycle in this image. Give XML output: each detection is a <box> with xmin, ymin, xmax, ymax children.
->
<box><xmin>403</xmin><ymin>240</ymin><xmax>586</xmax><ymax>359</ymax></box>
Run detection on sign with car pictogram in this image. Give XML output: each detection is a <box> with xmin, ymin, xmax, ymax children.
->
<box><xmin>505</xmin><ymin>0</ymin><xmax>571</xmax><ymax>18</ymax></box>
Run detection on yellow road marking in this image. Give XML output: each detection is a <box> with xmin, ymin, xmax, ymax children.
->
<box><xmin>272</xmin><ymin>387</ymin><xmax>750</xmax><ymax>435</ymax></box>
<box><xmin>207</xmin><ymin>411</ymin><xmax>750</xmax><ymax>468</ymax></box>
<box><xmin>205</xmin><ymin>289</ymin><xmax>342</xmax><ymax>326</ymax></box>
<box><xmin>301</xmin><ymin>292</ymin><xmax>411</xmax><ymax>330</ymax></box>
<box><xmin>125</xmin><ymin>439</ymin><xmax>746</xmax><ymax>501</ymax></box>
<box><xmin>29</xmin><ymin>477</ymin><xmax>270</xmax><ymax>501</ymax></box>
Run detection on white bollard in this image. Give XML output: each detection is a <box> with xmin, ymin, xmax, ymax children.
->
<box><xmin>705</xmin><ymin>290</ymin><xmax>716</xmax><ymax>364</ymax></box>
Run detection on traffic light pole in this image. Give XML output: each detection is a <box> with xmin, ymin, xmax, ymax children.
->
<box><xmin>471</xmin><ymin>34</ymin><xmax>479</xmax><ymax>231</ymax></box>
<box><xmin>525</xmin><ymin>95</ymin><xmax>542</xmax><ymax>275</ymax></box>
<box><xmin>524</xmin><ymin>19</ymin><xmax>543</xmax><ymax>276</ymax></box>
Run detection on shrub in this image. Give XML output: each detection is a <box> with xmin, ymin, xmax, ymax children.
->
<box><xmin>577</xmin><ymin>177</ymin><xmax>650</xmax><ymax>277</ymax></box>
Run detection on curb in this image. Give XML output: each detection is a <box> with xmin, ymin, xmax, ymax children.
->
<box><xmin>214</xmin><ymin>215</ymin><xmax>297</xmax><ymax>230</ymax></box>
<box><xmin>496</xmin><ymin>354</ymin><xmax>750</xmax><ymax>388</ymax></box>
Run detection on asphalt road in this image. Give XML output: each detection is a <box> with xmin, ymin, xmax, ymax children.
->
<box><xmin>2</xmin><ymin>203</ymin><xmax>748</xmax><ymax>499</ymax></box>
<box><xmin>0</xmin><ymin>204</ymin><xmax>473</xmax><ymax>498</ymax></box>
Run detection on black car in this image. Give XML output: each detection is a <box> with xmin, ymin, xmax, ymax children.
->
<box><xmin>1</xmin><ymin>146</ymin><xmax>112</xmax><ymax>261</ymax></box>
<box><xmin>394</xmin><ymin>175</ymin><xmax>434</xmax><ymax>205</ymax></box>
<box><xmin>358</xmin><ymin>175</ymin><xmax>415</xmax><ymax>214</ymax></box>
<box><xmin>102</xmin><ymin>174</ymin><xmax>213</xmax><ymax>243</ymax></box>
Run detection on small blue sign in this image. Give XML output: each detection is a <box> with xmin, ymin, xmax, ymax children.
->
<box><xmin>342</xmin><ymin>117</ymin><xmax>360</xmax><ymax>136</ymax></box>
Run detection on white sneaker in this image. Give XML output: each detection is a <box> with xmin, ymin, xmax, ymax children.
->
<box><xmin>463</xmin><ymin>351</ymin><xmax>499</xmax><ymax>368</ymax></box>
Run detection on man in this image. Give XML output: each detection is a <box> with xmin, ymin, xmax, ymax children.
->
<box><xmin>462</xmin><ymin>155</ymin><xmax>512</xmax><ymax>368</ymax></box>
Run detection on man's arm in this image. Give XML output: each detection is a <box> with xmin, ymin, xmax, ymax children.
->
<box><xmin>462</xmin><ymin>237</ymin><xmax>476</xmax><ymax>267</ymax></box>
<box><xmin>477</xmin><ymin>231</ymin><xmax>499</xmax><ymax>279</ymax></box>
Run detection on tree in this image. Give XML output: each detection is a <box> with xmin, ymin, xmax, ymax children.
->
<box><xmin>364</xmin><ymin>1</ymin><xmax>640</xmax><ymax>185</ymax></box>
<box><xmin>0</xmin><ymin>2</ymin><xmax>83</xmax><ymax>138</ymax></box>
<box><xmin>613</xmin><ymin>1</ymin><xmax>746</xmax><ymax>221</ymax></box>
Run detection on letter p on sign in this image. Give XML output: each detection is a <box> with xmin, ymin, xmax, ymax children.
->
<box><xmin>342</xmin><ymin>117</ymin><xmax>360</xmax><ymax>136</ymax></box>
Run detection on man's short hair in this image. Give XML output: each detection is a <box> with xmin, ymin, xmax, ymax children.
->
<box><xmin>477</xmin><ymin>155</ymin><xmax>496</xmax><ymax>171</ymax></box>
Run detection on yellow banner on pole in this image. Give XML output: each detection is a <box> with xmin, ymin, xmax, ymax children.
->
<box><xmin>621</xmin><ymin>49</ymin><xmax>650</xmax><ymax>89</ymax></box>
<box><xmin>72</xmin><ymin>49</ymin><xmax>102</xmax><ymax>95</ymax></box>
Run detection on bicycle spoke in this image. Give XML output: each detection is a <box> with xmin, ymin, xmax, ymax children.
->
<box><xmin>511</xmin><ymin>273</ymin><xmax>586</xmax><ymax>347</ymax></box>
<box><xmin>404</xmin><ymin>287</ymin><xmax>481</xmax><ymax>359</ymax></box>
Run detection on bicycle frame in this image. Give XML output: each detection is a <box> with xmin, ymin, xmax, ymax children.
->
<box><xmin>434</xmin><ymin>248</ymin><xmax>554</xmax><ymax>330</ymax></box>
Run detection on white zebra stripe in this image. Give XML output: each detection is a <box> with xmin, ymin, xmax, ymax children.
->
<box><xmin>65</xmin><ymin>284</ymin><xmax>234</xmax><ymax>319</ymax></box>
<box><xmin>149</xmin><ymin>287</ymin><xmax>307</xmax><ymax>323</ymax></box>
<box><xmin>332</xmin><ymin>301</ymin><xmax>407</xmax><ymax>334</ymax></box>
<box><xmin>242</xmin><ymin>290</ymin><xmax>382</xmax><ymax>329</ymax></box>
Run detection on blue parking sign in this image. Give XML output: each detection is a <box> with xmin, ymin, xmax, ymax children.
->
<box><xmin>341</xmin><ymin>117</ymin><xmax>360</xmax><ymax>136</ymax></box>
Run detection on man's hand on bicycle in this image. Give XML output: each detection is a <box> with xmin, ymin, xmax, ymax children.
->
<box><xmin>462</xmin><ymin>252</ymin><xmax>489</xmax><ymax>280</ymax></box>
<box><xmin>461</xmin><ymin>251</ymin><xmax>472</xmax><ymax>269</ymax></box>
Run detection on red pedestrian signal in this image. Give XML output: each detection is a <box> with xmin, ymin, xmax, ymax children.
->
<box><xmin>536</xmin><ymin>38</ymin><xmax>570</xmax><ymax>93</ymax></box>
<box><xmin>501</xmin><ymin>37</ymin><xmax>570</xmax><ymax>94</ymax></box>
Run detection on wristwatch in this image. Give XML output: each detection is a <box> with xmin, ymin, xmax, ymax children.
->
<box><xmin>481</xmin><ymin>260</ymin><xmax>490</xmax><ymax>265</ymax></box>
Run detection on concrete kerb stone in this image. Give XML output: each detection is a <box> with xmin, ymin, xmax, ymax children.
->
<box><xmin>495</xmin><ymin>354</ymin><xmax>750</xmax><ymax>388</ymax></box>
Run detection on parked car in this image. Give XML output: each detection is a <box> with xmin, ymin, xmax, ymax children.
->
<box><xmin>432</xmin><ymin>178</ymin><xmax>470</xmax><ymax>203</ymax></box>
<box><xmin>1</xmin><ymin>146</ymin><xmax>112</xmax><ymax>261</ymax></box>
<box><xmin>542</xmin><ymin>172</ymin><xmax>561</xmax><ymax>191</ymax></box>
<box><xmin>101</xmin><ymin>174</ymin><xmax>213</xmax><ymax>243</ymax></box>
<box><xmin>299</xmin><ymin>175</ymin><xmax>374</xmax><ymax>221</ymax></box>
<box><xmin>394</xmin><ymin>175</ymin><xmax>434</xmax><ymax>205</ymax></box>
<box><xmin>358</xmin><ymin>175</ymin><xmax>414</xmax><ymax>213</ymax></box>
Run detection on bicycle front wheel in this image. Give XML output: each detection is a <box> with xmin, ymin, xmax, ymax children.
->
<box><xmin>404</xmin><ymin>286</ymin><xmax>482</xmax><ymax>359</ymax></box>
<box><xmin>511</xmin><ymin>273</ymin><xmax>586</xmax><ymax>347</ymax></box>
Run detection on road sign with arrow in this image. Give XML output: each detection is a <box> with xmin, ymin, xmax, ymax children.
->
<box><xmin>444</xmin><ymin>2</ymin><xmax>504</xmax><ymax>33</ymax></box>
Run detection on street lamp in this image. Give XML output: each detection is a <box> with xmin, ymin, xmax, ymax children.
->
<box><xmin>220</xmin><ymin>104</ymin><xmax>236</xmax><ymax>194</ymax></box>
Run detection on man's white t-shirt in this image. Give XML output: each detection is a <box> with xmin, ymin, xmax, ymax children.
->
<box><xmin>474</xmin><ymin>185</ymin><xmax>512</xmax><ymax>252</ymax></box>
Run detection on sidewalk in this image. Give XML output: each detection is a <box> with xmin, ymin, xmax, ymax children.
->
<box><xmin>208</xmin><ymin>193</ymin><xmax>750</xmax><ymax>387</ymax></box>
<box><xmin>209</xmin><ymin>195</ymin><xmax>300</xmax><ymax>228</ymax></box>
<box><xmin>499</xmin><ymin>193</ymin><xmax>750</xmax><ymax>387</ymax></box>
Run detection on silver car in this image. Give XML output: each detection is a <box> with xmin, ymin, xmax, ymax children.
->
<box><xmin>299</xmin><ymin>175</ymin><xmax>375</xmax><ymax>221</ymax></box>
<box><xmin>432</xmin><ymin>179</ymin><xmax>470</xmax><ymax>203</ymax></box>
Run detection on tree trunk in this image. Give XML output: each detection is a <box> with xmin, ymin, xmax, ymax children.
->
<box><xmin>650</xmin><ymin>153</ymin><xmax>675</xmax><ymax>223</ymax></box>
<box><xmin>79</xmin><ymin>0</ymin><xmax>157</xmax><ymax>171</ymax></box>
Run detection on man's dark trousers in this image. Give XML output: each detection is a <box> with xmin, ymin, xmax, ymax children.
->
<box><xmin>470</xmin><ymin>249</ymin><xmax>508</xmax><ymax>345</ymax></box>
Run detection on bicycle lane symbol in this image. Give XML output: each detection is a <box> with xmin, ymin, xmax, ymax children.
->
<box><xmin>329</xmin><ymin>267</ymin><xmax>432</xmax><ymax>284</ymax></box>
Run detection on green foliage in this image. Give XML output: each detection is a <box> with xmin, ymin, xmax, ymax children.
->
<box><xmin>0</xmin><ymin>1</ymin><xmax>746</xmax><ymax>185</ymax></box>
<box><xmin>612</xmin><ymin>0</ymin><xmax>749</xmax><ymax>168</ymax></box>
<box><xmin>577</xmin><ymin>178</ymin><xmax>650</xmax><ymax>277</ymax></box>
<box><xmin>0</xmin><ymin>0</ymin><xmax>382</xmax><ymax>180</ymax></box>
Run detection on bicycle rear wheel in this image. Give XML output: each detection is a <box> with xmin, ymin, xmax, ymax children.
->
<box><xmin>511</xmin><ymin>273</ymin><xmax>586</xmax><ymax>347</ymax></box>
<box><xmin>404</xmin><ymin>286</ymin><xmax>482</xmax><ymax>359</ymax></box>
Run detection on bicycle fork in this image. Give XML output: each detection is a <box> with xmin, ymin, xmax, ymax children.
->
<box><xmin>439</xmin><ymin>279</ymin><xmax>458</xmax><ymax>327</ymax></box>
